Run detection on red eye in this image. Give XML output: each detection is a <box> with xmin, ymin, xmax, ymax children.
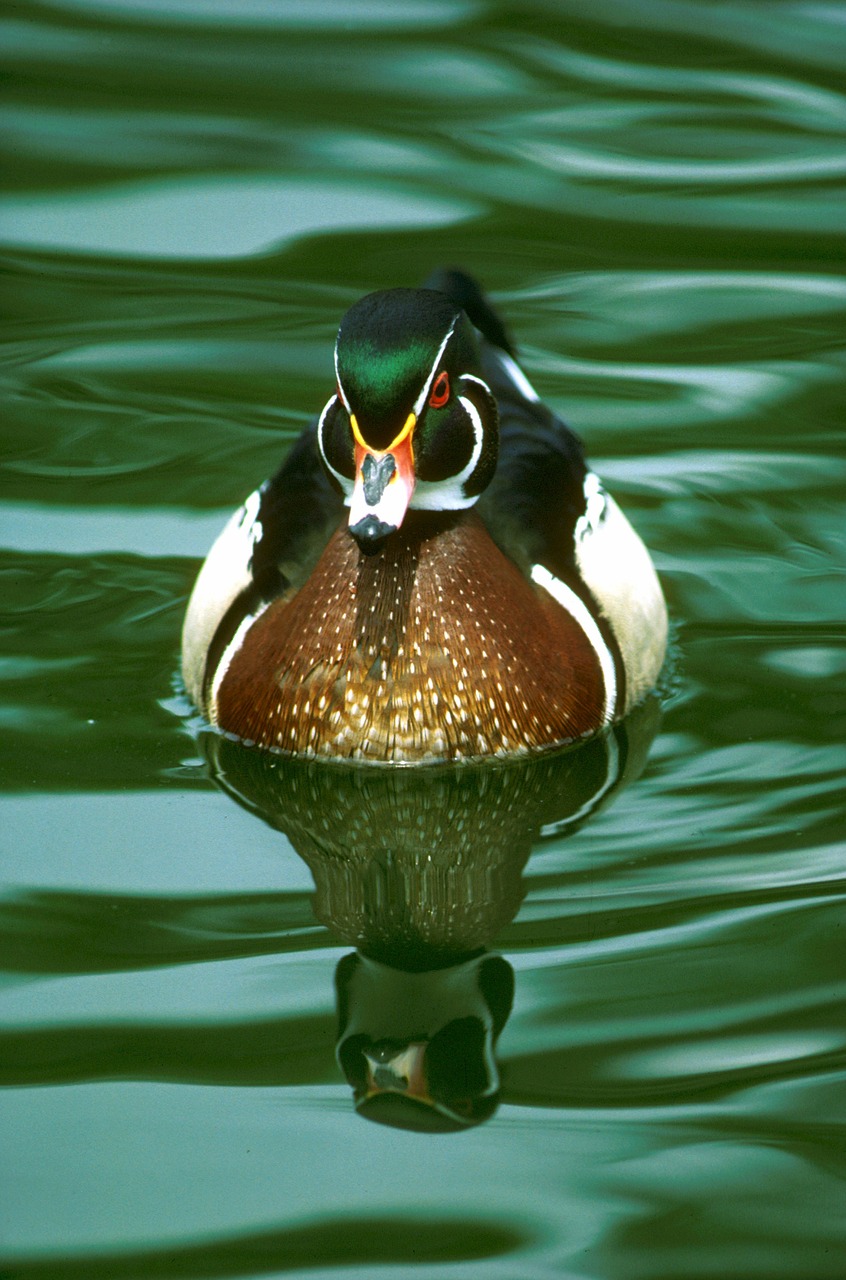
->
<box><xmin>428</xmin><ymin>370</ymin><xmax>450</xmax><ymax>409</ymax></box>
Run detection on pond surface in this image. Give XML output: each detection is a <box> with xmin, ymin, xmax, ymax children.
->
<box><xmin>1</xmin><ymin>1</ymin><xmax>845</xmax><ymax>1276</ymax></box>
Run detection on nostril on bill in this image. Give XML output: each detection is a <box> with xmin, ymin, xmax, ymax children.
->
<box><xmin>362</xmin><ymin>453</ymin><xmax>396</xmax><ymax>506</ymax></box>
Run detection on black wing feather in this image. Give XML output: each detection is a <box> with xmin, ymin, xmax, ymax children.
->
<box><xmin>425</xmin><ymin>269</ymin><xmax>589</xmax><ymax>580</ymax></box>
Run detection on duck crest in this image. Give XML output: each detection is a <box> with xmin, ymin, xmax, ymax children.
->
<box><xmin>215</xmin><ymin>511</ymin><xmax>605</xmax><ymax>763</ymax></box>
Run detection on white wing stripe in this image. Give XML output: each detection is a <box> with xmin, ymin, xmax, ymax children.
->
<box><xmin>413</xmin><ymin>315</ymin><xmax>459</xmax><ymax>418</ymax></box>
<box><xmin>209</xmin><ymin>602</ymin><xmax>269</xmax><ymax>721</ymax></box>
<box><xmin>530</xmin><ymin>563</ymin><xmax>617</xmax><ymax>724</ymax></box>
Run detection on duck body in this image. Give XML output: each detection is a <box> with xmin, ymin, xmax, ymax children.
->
<box><xmin>182</xmin><ymin>270</ymin><xmax>666</xmax><ymax>764</ymax></box>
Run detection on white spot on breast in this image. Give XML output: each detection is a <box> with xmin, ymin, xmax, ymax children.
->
<box><xmin>575</xmin><ymin>472</ymin><xmax>608</xmax><ymax>542</ymax></box>
<box><xmin>573</xmin><ymin>486</ymin><xmax>668</xmax><ymax>713</ymax></box>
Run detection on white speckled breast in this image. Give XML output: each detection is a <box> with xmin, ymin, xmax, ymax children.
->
<box><xmin>211</xmin><ymin>513</ymin><xmax>606</xmax><ymax>763</ymax></box>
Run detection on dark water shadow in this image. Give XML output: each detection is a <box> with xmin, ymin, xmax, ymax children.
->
<box><xmin>0</xmin><ymin>888</ymin><xmax>322</xmax><ymax>975</ymax></box>
<box><xmin>0</xmin><ymin>1214</ymin><xmax>529</xmax><ymax>1280</ymax></box>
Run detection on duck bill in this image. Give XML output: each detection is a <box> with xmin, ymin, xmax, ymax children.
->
<box><xmin>348</xmin><ymin>432</ymin><xmax>416</xmax><ymax>550</ymax></box>
<box><xmin>363</xmin><ymin>1041</ymin><xmax>430</xmax><ymax>1103</ymax></box>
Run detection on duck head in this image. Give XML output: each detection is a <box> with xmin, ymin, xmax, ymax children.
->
<box><xmin>317</xmin><ymin>288</ymin><xmax>499</xmax><ymax>554</ymax></box>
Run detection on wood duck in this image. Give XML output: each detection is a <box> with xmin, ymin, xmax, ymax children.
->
<box><xmin>182</xmin><ymin>269</ymin><xmax>667</xmax><ymax>764</ymax></box>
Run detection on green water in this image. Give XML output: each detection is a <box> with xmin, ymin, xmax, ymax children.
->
<box><xmin>2</xmin><ymin>0</ymin><xmax>845</xmax><ymax>1276</ymax></box>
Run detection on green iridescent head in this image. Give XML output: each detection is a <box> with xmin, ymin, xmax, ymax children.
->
<box><xmin>318</xmin><ymin>286</ymin><xmax>499</xmax><ymax>554</ymax></box>
<box><xmin>334</xmin><ymin>287</ymin><xmax>480</xmax><ymax>449</ymax></box>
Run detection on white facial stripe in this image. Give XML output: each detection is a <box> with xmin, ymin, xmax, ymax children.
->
<box><xmin>530</xmin><ymin>563</ymin><xmax>617</xmax><ymax>725</ymax></box>
<box><xmin>413</xmin><ymin>315</ymin><xmax>459</xmax><ymax>418</ymax></box>
<box><xmin>317</xmin><ymin>394</ymin><xmax>354</xmax><ymax>498</ymax></box>
<box><xmin>209</xmin><ymin>601</ymin><xmax>270</xmax><ymax>722</ymax></box>
<box><xmin>496</xmin><ymin>351</ymin><xmax>540</xmax><ymax>403</ymax></box>
<box><xmin>327</xmin><ymin>328</ymin><xmax>494</xmax><ymax>514</ymax></box>
<box><xmin>333</xmin><ymin>343</ymin><xmax>351</xmax><ymax>412</ymax></box>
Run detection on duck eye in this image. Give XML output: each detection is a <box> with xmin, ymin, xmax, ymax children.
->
<box><xmin>428</xmin><ymin>370</ymin><xmax>450</xmax><ymax>409</ymax></box>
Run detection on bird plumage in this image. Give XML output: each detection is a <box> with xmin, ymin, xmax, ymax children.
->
<box><xmin>182</xmin><ymin>270</ymin><xmax>667</xmax><ymax>763</ymax></box>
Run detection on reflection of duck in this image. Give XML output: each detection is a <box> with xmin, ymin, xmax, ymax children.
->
<box><xmin>334</xmin><ymin>952</ymin><xmax>514</xmax><ymax>1133</ymax></box>
<box><xmin>183</xmin><ymin>270</ymin><xmax>667</xmax><ymax>763</ymax></box>
<box><xmin>205</xmin><ymin>699</ymin><xmax>659</xmax><ymax>1130</ymax></box>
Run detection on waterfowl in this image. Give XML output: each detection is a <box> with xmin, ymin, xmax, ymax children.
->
<box><xmin>182</xmin><ymin>269</ymin><xmax>666</xmax><ymax>764</ymax></box>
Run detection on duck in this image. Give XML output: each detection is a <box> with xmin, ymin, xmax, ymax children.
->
<box><xmin>181</xmin><ymin>268</ymin><xmax>667</xmax><ymax>764</ymax></box>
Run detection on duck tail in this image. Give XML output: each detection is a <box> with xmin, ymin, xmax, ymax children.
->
<box><xmin>422</xmin><ymin>267</ymin><xmax>516</xmax><ymax>357</ymax></box>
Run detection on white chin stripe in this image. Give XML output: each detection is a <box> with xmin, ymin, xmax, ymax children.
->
<box><xmin>317</xmin><ymin>394</ymin><xmax>354</xmax><ymax>499</ymax></box>
<box><xmin>530</xmin><ymin>563</ymin><xmax>617</xmax><ymax>725</ymax></box>
<box><xmin>411</xmin><ymin>481</ymin><xmax>479</xmax><ymax>511</ymax></box>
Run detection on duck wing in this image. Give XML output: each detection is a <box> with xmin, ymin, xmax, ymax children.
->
<box><xmin>249</xmin><ymin>422</ymin><xmax>345</xmax><ymax>599</ymax></box>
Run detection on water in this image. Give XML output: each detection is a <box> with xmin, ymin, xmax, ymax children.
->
<box><xmin>1</xmin><ymin>0</ymin><xmax>845</xmax><ymax>1275</ymax></box>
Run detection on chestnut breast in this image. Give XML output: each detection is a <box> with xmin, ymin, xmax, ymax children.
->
<box><xmin>215</xmin><ymin>513</ymin><xmax>604</xmax><ymax>763</ymax></box>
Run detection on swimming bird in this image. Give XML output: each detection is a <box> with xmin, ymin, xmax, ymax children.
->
<box><xmin>182</xmin><ymin>269</ymin><xmax>667</xmax><ymax>763</ymax></box>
